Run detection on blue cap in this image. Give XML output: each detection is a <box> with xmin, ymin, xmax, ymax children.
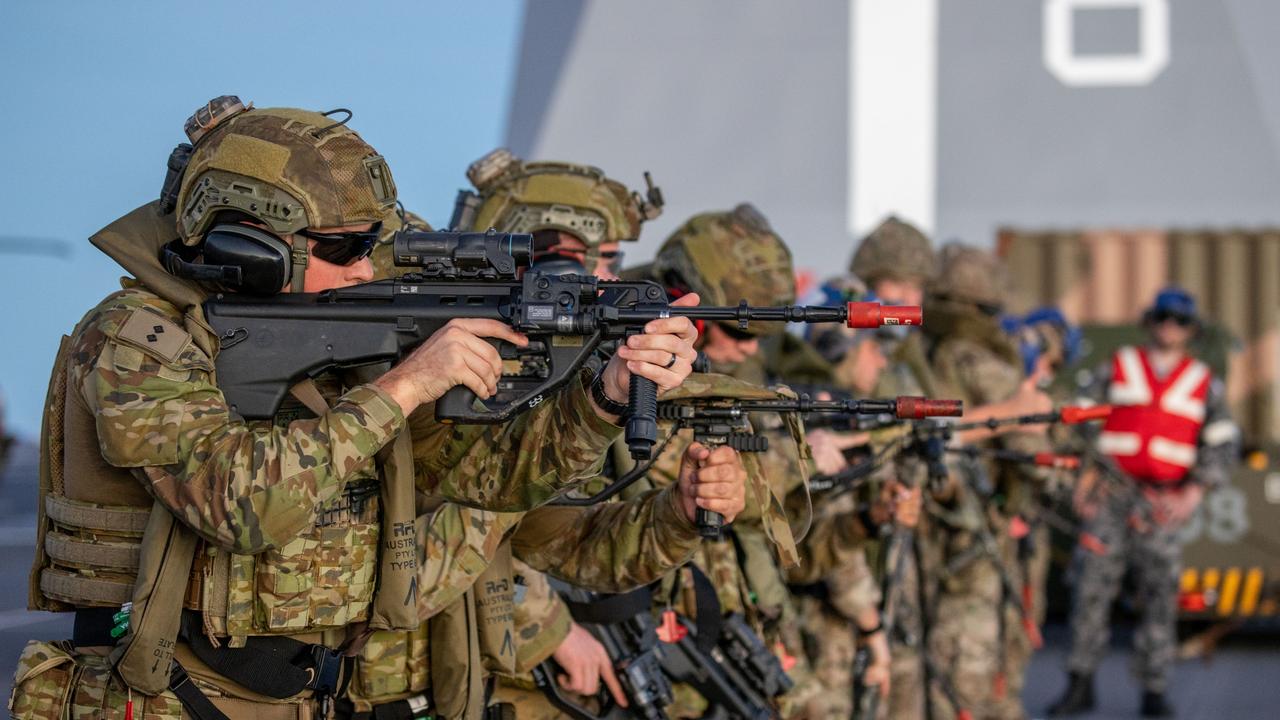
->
<box><xmin>1146</xmin><ymin>286</ymin><xmax>1198</xmax><ymax>322</ymax></box>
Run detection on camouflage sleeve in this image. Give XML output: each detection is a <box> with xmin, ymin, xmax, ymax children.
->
<box><xmin>408</xmin><ymin>369</ymin><xmax>622</xmax><ymax>511</ymax></box>
<box><xmin>511</xmin><ymin>563</ymin><xmax>573</xmax><ymax>671</ymax></box>
<box><xmin>823</xmin><ymin>548</ymin><xmax>882</xmax><ymax>620</ymax></box>
<box><xmin>80</xmin><ymin>293</ymin><xmax>404</xmax><ymax>553</ymax></box>
<box><xmin>786</xmin><ymin>490</ymin><xmax>871</xmax><ymax>585</ymax></box>
<box><xmin>1189</xmin><ymin>378</ymin><xmax>1239</xmax><ymax>489</ymax></box>
<box><xmin>510</xmin><ymin>486</ymin><xmax>700</xmax><ymax>592</ymax></box>
<box><xmin>414</xmin><ymin>505</ymin><xmax>525</xmax><ymax>620</ymax></box>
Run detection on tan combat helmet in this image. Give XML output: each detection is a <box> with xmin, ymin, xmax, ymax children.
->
<box><xmin>173</xmin><ymin>97</ymin><xmax>397</xmax><ymax>290</ymax></box>
<box><xmin>652</xmin><ymin>204</ymin><xmax>795</xmax><ymax>336</ymax></box>
<box><xmin>849</xmin><ymin>215</ymin><xmax>937</xmax><ymax>285</ymax></box>
<box><xmin>467</xmin><ymin>148</ymin><xmax>662</xmax><ymax>251</ymax></box>
<box><xmin>928</xmin><ymin>242</ymin><xmax>1011</xmax><ymax>311</ymax></box>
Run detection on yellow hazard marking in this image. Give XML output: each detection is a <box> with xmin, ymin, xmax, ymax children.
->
<box><xmin>1218</xmin><ymin>568</ymin><xmax>1242</xmax><ymax>616</ymax></box>
<box><xmin>1201</xmin><ymin>568</ymin><xmax>1221</xmax><ymax>593</ymax></box>
<box><xmin>1180</xmin><ymin>569</ymin><xmax>1198</xmax><ymax>593</ymax></box>
<box><xmin>1240</xmin><ymin>568</ymin><xmax>1264</xmax><ymax>616</ymax></box>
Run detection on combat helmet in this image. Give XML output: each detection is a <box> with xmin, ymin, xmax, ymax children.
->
<box><xmin>468</xmin><ymin>148</ymin><xmax>662</xmax><ymax>255</ymax></box>
<box><xmin>849</xmin><ymin>215</ymin><xmax>937</xmax><ymax>285</ymax></box>
<box><xmin>168</xmin><ymin>96</ymin><xmax>397</xmax><ymax>292</ymax></box>
<box><xmin>652</xmin><ymin>204</ymin><xmax>795</xmax><ymax>336</ymax></box>
<box><xmin>928</xmin><ymin>242</ymin><xmax>1010</xmax><ymax>311</ymax></box>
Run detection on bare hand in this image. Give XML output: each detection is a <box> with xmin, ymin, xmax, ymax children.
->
<box><xmin>374</xmin><ymin>319</ymin><xmax>528</xmax><ymax>414</ymax></box>
<box><xmin>552</xmin><ymin>622</ymin><xmax>627</xmax><ymax>707</ymax></box>
<box><xmin>807</xmin><ymin>429</ymin><xmax>849</xmax><ymax>476</ymax></box>
<box><xmin>677</xmin><ymin>442</ymin><xmax>747</xmax><ymax>524</ymax></box>
<box><xmin>892</xmin><ymin>484</ymin><xmax>922</xmax><ymax>529</ymax></box>
<box><xmin>1008</xmin><ymin>378</ymin><xmax>1053</xmax><ymax>436</ymax></box>
<box><xmin>1145</xmin><ymin>484</ymin><xmax>1204</xmax><ymax>527</ymax></box>
<box><xmin>863</xmin><ymin>630</ymin><xmax>892</xmax><ymax>697</ymax></box>
<box><xmin>602</xmin><ymin>294</ymin><xmax>701</xmax><ymax>408</ymax></box>
<box><xmin>1072</xmin><ymin>468</ymin><xmax>1101</xmax><ymax>520</ymax></box>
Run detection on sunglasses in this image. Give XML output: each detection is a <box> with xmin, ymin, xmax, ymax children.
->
<box><xmin>298</xmin><ymin>222</ymin><xmax>381</xmax><ymax>266</ymax></box>
<box><xmin>1151</xmin><ymin>310</ymin><xmax>1194</xmax><ymax>327</ymax></box>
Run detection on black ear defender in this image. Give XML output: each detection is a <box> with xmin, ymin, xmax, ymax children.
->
<box><xmin>162</xmin><ymin>224</ymin><xmax>292</xmax><ymax>295</ymax></box>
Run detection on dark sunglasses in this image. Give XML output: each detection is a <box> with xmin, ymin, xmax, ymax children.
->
<box><xmin>1151</xmin><ymin>310</ymin><xmax>1194</xmax><ymax>327</ymax></box>
<box><xmin>298</xmin><ymin>222</ymin><xmax>381</xmax><ymax>266</ymax></box>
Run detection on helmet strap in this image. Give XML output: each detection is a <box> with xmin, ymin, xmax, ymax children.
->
<box><xmin>290</xmin><ymin>234</ymin><xmax>309</xmax><ymax>293</ymax></box>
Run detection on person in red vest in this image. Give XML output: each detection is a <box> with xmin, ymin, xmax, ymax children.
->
<box><xmin>1048</xmin><ymin>287</ymin><xmax>1239</xmax><ymax>718</ymax></box>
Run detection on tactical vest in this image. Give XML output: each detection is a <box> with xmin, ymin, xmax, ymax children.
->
<box><xmin>29</xmin><ymin>202</ymin><xmax>421</xmax><ymax>697</ymax></box>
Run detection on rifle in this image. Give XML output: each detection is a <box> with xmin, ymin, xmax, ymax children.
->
<box><xmin>557</xmin><ymin>395</ymin><xmax>960</xmax><ymax>537</ymax></box>
<box><xmin>533</xmin><ymin>586</ymin><xmax>674</xmax><ymax>720</ymax></box>
<box><xmin>204</xmin><ymin>230</ymin><xmax>920</xmax><ymax>468</ymax></box>
<box><xmin>537</xmin><ymin>584</ymin><xmax>786</xmax><ymax>720</ymax></box>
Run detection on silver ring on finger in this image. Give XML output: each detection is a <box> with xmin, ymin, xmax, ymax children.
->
<box><xmin>663</xmin><ymin>352</ymin><xmax>677</xmax><ymax>369</ymax></box>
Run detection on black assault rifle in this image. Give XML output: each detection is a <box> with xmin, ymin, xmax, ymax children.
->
<box><xmin>204</xmin><ymin>230</ymin><xmax>921</xmax><ymax>475</ymax></box>
<box><xmin>558</xmin><ymin>395</ymin><xmax>961</xmax><ymax>537</ymax></box>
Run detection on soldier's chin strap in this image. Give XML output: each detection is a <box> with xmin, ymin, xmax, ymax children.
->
<box><xmin>290</xmin><ymin>234</ymin><xmax>309</xmax><ymax>293</ymax></box>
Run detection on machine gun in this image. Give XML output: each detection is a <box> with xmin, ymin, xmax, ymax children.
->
<box><xmin>204</xmin><ymin>230</ymin><xmax>920</xmax><ymax>466</ymax></box>
<box><xmin>557</xmin><ymin>394</ymin><xmax>961</xmax><ymax>536</ymax></box>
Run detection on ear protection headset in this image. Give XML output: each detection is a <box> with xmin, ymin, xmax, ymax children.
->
<box><xmin>163</xmin><ymin>224</ymin><xmax>293</xmax><ymax>296</ymax></box>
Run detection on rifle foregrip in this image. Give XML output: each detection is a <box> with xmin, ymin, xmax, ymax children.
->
<box><xmin>626</xmin><ymin>376</ymin><xmax>659</xmax><ymax>460</ymax></box>
<box><xmin>695</xmin><ymin>508</ymin><xmax>726</xmax><ymax>539</ymax></box>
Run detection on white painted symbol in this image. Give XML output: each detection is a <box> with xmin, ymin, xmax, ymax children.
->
<box><xmin>1044</xmin><ymin>0</ymin><xmax>1170</xmax><ymax>87</ymax></box>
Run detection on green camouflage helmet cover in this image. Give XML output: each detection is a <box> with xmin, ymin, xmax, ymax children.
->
<box><xmin>849</xmin><ymin>215</ymin><xmax>937</xmax><ymax>284</ymax></box>
<box><xmin>653</xmin><ymin>204</ymin><xmax>795</xmax><ymax>335</ymax></box>
<box><xmin>929</xmin><ymin>242</ymin><xmax>1010</xmax><ymax>309</ymax></box>
<box><xmin>468</xmin><ymin>148</ymin><xmax>657</xmax><ymax>245</ymax></box>
<box><xmin>176</xmin><ymin>106</ymin><xmax>397</xmax><ymax>245</ymax></box>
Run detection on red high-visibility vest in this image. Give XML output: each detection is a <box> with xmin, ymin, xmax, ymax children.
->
<box><xmin>1096</xmin><ymin>346</ymin><xmax>1209</xmax><ymax>484</ymax></box>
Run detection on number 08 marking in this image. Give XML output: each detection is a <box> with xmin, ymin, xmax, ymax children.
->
<box><xmin>1043</xmin><ymin>0</ymin><xmax>1170</xmax><ymax>86</ymax></box>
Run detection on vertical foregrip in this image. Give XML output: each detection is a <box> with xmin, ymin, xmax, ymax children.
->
<box><xmin>626</xmin><ymin>376</ymin><xmax>659</xmax><ymax>460</ymax></box>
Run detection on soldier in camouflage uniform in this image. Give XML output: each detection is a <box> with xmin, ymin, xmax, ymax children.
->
<box><xmin>9</xmin><ymin>100</ymin><xmax>704</xmax><ymax>720</ymax></box>
<box><xmin>917</xmin><ymin>244</ymin><xmax>1057</xmax><ymax>720</ymax></box>
<box><xmin>1048</xmin><ymin>288</ymin><xmax>1238</xmax><ymax>718</ymax></box>
<box><xmin>633</xmin><ymin>205</ymin><xmax>866</xmax><ymax>720</ymax></box>
<box><xmin>348</xmin><ymin>148</ymin><xmax>747</xmax><ymax>712</ymax></box>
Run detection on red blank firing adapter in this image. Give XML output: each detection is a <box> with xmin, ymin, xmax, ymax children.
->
<box><xmin>1033</xmin><ymin>453</ymin><xmax>1081</xmax><ymax>470</ymax></box>
<box><xmin>895</xmin><ymin>396</ymin><xmax>964</xmax><ymax>419</ymax></box>
<box><xmin>1059</xmin><ymin>404</ymin><xmax>1112</xmax><ymax>424</ymax></box>
<box><xmin>846</xmin><ymin>302</ymin><xmax>923</xmax><ymax>328</ymax></box>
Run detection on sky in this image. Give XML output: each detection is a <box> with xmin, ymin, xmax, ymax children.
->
<box><xmin>0</xmin><ymin>1</ymin><xmax>524</xmax><ymax>438</ymax></box>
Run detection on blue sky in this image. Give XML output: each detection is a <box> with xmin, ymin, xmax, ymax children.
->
<box><xmin>0</xmin><ymin>1</ymin><xmax>523</xmax><ymax>438</ymax></box>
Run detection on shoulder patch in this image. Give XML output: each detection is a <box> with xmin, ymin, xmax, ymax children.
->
<box><xmin>116</xmin><ymin>308</ymin><xmax>191</xmax><ymax>365</ymax></box>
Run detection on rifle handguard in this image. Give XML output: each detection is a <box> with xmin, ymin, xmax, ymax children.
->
<box><xmin>846</xmin><ymin>302</ymin><xmax>922</xmax><ymax>328</ymax></box>
<box><xmin>894</xmin><ymin>396</ymin><xmax>963</xmax><ymax>419</ymax></box>
<box><xmin>1059</xmin><ymin>404</ymin><xmax>1112</xmax><ymax>424</ymax></box>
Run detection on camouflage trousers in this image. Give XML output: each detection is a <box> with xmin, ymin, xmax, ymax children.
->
<box><xmin>999</xmin><ymin>522</ymin><xmax>1049</xmax><ymax>719</ymax></box>
<box><xmin>927</xmin><ymin>527</ymin><xmax>1028</xmax><ymax>720</ymax></box>
<box><xmin>1066</xmin><ymin>491</ymin><xmax>1183</xmax><ymax>693</ymax></box>
<box><xmin>883</xmin><ymin>536</ymin><xmax>928</xmax><ymax>720</ymax></box>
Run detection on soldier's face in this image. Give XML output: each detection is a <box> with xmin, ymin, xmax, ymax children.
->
<box><xmin>300</xmin><ymin>223</ymin><xmax>376</xmax><ymax>292</ymax></box>
<box><xmin>534</xmin><ymin>231</ymin><xmax>622</xmax><ymax>280</ymax></box>
<box><xmin>872</xmin><ymin>278</ymin><xmax>925</xmax><ymax>308</ymax></box>
<box><xmin>851</xmin><ymin>337</ymin><xmax>887</xmax><ymax>395</ymax></box>
<box><xmin>1150</xmin><ymin>317</ymin><xmax>1195</xmax><ymax>351</ymax></box>
<box><xmin>700</xmin><ymin>323</ymin><xmax>760</xmax><ymax>365</ymax></box>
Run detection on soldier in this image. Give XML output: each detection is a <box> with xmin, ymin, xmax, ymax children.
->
<box><xmin>10</xmin><ymin>100</ymin><xmax>702</xmax><ymax>719</ymax></box>
<box><xmin>920</xmin><ymin>243</ymin><xmax>1053</xmax><ymax>720</ymax></box>
<box><xmin>1048</xmin><ymin>288</ymin><xmax>1239</xmax><ymax>718</ymax></box>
